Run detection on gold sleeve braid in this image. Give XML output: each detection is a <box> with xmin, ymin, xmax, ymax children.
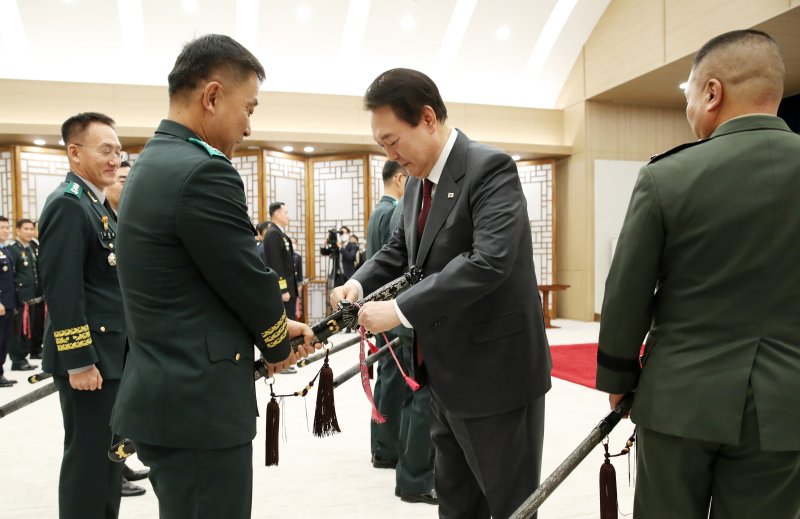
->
<box><xmin>53</xmin><ymin>324</ymin><xmax>93</xmax><ymax>351</ymax></box>
<box><xmin>261</xmin><ymin>312</ymin><xmax>288</xmax><ymax>349</ymax></box>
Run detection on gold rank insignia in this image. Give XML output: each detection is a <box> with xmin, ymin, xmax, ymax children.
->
<box><xmin>102</xmin><ymin>215</ymin><xmax>109</xmax><ymax>231</ymax></box>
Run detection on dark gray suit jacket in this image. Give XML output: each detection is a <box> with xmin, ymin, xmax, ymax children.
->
<box><xmin>353</xmin><ymin>131</ymin><xmax>551</xmax><ymax>418</ymax></box>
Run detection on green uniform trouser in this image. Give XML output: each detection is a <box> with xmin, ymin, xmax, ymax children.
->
<box><xmin>635</xmin><ymin>385</ymin><xmax>800</xmax><ymax>519</ymax></box>
<box><xmin>370</xmin><ymin>333</ymin><xmax>435</xmax><ymax>494</ymax></box>
<box><xmin>136</xmin><ymin>441</ymin><xmax>253</xmax><ymax>519</ymax></box>
<box><xmin>54</xmin><ymin>376</ymin><xmax>122</xmax><ymax>519</ymax></box>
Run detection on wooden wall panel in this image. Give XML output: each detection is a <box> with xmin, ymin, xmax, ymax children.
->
<box><xmin>584</xmin><ymin>0</ymin><xmax>665</xmax><ymax>98</ymax></box>
<box><xmin>665</xmin><ymin>0</ymin><xmax>791</xmax><ymax>62</ymax></box>
<box><xmin>556</xmin><ymin>50</ymin><xmax>586</xmax><ymax>110</ymax></box>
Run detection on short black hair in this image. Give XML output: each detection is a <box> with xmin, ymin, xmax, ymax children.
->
<box><xmin>694</xmin><ymin>29</ymin><xmax>778</xmax><ymax>68</ymax></box>
<box><xmin>381</xmin><ymin>160</ymin><xmax>404</xmax><ymax>184</ymax></box>
<box><xmin>340</xmin><ymin>226</ymin><xmax>350</xmax><ymax>234</ymax></box>
<box><xmin>16</xmin><ymin>218</ymin><xmax>33</xmax><ymax>229</ymax></box>
<box><xmin>268</xmin><ymin>202</ymin><xmax>285</xmax><ymax>217</ymax></box>
<box><xmin>364</xmin><ymin>68</ymin><xmax>447</xmax><ymax>126</ymax></box>
<box><xmin>168</xmin><ymin>34</ymin><xmax>266</xmax><ymax>99</ymax></box>
<box><xmin>0</xmin><ymin>216</ymin><xmax>8</xmax><ymax>223</ymax></box>
<box><xmin>61</xmin><ymin>112</ymin><xmax>116</xmax><ymax>146</ymax></box>
<box><xmin>120</xmin><ymin>160</ymin><xmax>131</xmax><ymax>168</ymax></box>
<box><xmin>256</xmin><ymin>221</ymin><xmax>270</xmax><ymax>235</ymax></box>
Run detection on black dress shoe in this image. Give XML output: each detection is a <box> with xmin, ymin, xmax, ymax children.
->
<box><xmin>121</xmin><ymin>478</ymin><xmax>146</xmax><ymax>497</ymax></box>
<box><xmin>123</xmin><ymin>464</ymin><xmax>150</xmax><ymax>481</ymax></box>
<box><xmin>395</xmin><ymin>487</ymin><xmax>438</xmax><ymax>505</ymax></box>
<box><xmin>371</xmin><ymin>454</ymin><xmax>397</xmax><ymax>469</ymax></box>
<box><xmin>0</xmin><ymin>376</ymin><xmax>14</xmax><ymax>387</ymax></box>
<box><xmin>11</xmin><ymin>361</ymin><xmax>37</xmax><ymax>371</ymax></box>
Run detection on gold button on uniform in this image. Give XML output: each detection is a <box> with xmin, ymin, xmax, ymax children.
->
<box><xmin>235</xmin><ymin>353</ymin><xmax>241</xmax><ymax>361</ymax></box>
<box><xmin>100</xmin><ymin>326</ymin><xmax>107</xmax><ymax>333</ymax></box>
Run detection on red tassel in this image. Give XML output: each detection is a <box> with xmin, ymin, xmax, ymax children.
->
<box><xmin>600</xmin><ymin>447</ymin><xmax>618</xmax><ymax>518</ymax></box>
<box><xmin>313</xmin><ymin>353</ymin><xmax>341</xmax><ymax>437</ymax></box>
<box><xmin>265</xmin><ymin>396</ymin><xmax>280</xmax><ymax>466</ymax></box>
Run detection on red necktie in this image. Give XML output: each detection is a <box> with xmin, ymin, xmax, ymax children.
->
<box><xmin>415</xmin><ymin>179</ymin><xmax>433</xmax><ymax>366</ymax></box>
<box><xmin>417</xmin><ymin>179</ymin><xmax>433</xmax><ymax>236</ymax></box>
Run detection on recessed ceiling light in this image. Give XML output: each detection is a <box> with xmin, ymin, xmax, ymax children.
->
<box><xmin>679</xmin><ymin>82</ymin><xmax>688</xmax><ymax>91</ymax></box>
<box><xmin>33</xmin><ymin>139</ymin><xmax>46</xmax><ymax>146</ymax></box>
<box><xmin>511</xmin><ymin>155</ymin><xmax>521</xmax><ymax>161</ymax></box>
<box><xmin>303</xmin><ymin>146</ymin><xmax>315</xmax><ymax>153</ymax></box>
<box><xmin>58</xmin><ymin>139</ymin><xmax>65</xmax><ymax>146</ymax></box>
<box><xmin>400</xmin><ymin>15</ymin><xmax>416</xmax><ymax>32</ymax></box>
<box><xmin>283</xmin><ymin>146</ymin><xmax>294</xmax><ymax>153</ymax></box>
<box><xmin>182</xmin><ymin>0</ymin><xmax>198</xmax><ymax>13</ymax></box>
<box><xmin>296</xmin><ymin>5</ymin><xmax>312</xmax><ymax>22</ymax></box>
<box><xmin>247</xmin><ymin>145</ymin><xmax>259</xmax><ymax>150</ymax></box>
<box><xmin>496</xmin><ymin>25</ymin><xmax>511</xmax><ymax>41</ymax></box>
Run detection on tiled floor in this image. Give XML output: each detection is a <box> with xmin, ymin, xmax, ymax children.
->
<box><xmin>0</xmin><ymin>319</ymin><xmax>636</xmax><ymax>518</ymax></box>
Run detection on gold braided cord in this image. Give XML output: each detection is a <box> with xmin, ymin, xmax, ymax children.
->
<box><xmin>261</xmin><ymin>312</ymin><xmax>288</xmax><ymax>349</ymax></box>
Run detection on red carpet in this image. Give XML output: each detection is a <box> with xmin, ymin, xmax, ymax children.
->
<box><xmin>550</xmin><ymin>343</ymin><xmax>598</xmax><ymax>389</ymax></box>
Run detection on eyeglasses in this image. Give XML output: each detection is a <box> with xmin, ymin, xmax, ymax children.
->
<box><xmin>74</xmin><ymin>143</ymin><xmax>128</xmax><ymax>163</ymax></box>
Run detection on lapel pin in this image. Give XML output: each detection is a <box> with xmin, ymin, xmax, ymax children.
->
<box><xmin>447</xmin><ymin>192</ymin><xmax>454</xmax><ymax>198</ymax></box>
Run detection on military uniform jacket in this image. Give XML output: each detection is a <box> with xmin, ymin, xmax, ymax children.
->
<box><xmin>7</xmin><ymin>240</ymin><xmax>42</xmax><ymax>303</ymax></box>
<box><xmin>111</xmin><ymin>120</ymin><xmax>290</xmax><ymax>449</ymax></box>
<box><xmin>38</xmin><ymin>172</ymin><xmax>127</xmax><ymax>379</ymax></box>
<box><xmin>353</xmin><ymin>131</ymin><xmax>551</xmax><ymax>418</ymax></box>
<box><xmin>262</xmin><ymin>222</ymin><xmax>297</xmax><ymax>298</ymax></box>
<box><xmin>596</xmin><ymin>115</ymin><xmax>800</xmax><ymax>450</ymax></box>
<box><xmin>366</xmin><ymin>196</ymin><xmax>397</xmax><ymax>260</ymax></box>
<box><xmin>0</xmin><ymin>245</ymin><xmax>16</xmax><ymax>312</ymax></box>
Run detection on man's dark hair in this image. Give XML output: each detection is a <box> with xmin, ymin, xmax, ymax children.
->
<box><xmin>0</xmin><ymin>216</ymin><xmax>8</xmax><ymax>223</ymax></box>
<box><xmin>16</xmin><ymin>218</ymin><xmax>33</xmax><ymax>229</ymax></box>
<box><xmin>381</xmin><ymin>160</ymin><xmax>405</xmax><ymax>184</ymax></box>
<box><xmin>268</xmin><ymin>202</ymin><xmax>285</xmax><ymax>218</ymax></box>
<box><xmin>340</xmin><ymin>226</ymin><xmax>350</xmax><ymax>234</ymax></box>
<box><xmin>168</xmin><ymin>34</ymin><xmax>266</xmax><ymax>99</ymax></box>
<box><xmin>256</xmin><ymin>221</ymin><xmax>270</xmax><ymax>235</ymax></box>
<box><xmin>120</xmin><ymin>160</ymin><xmax>131</xmax><ymax>168</ymax></box>
<box><xmin>364</xmin><ymin>68</ymin><xmax>447</xmax><ymax>126</ymax></box>
<box><xmin>693</xmin><ymin>29</ymin><xmax>778</xmax><ymax>68</ymax></box>
<box><xmin>61</xmin><ymin>112</ymin><xmax>116</xmax><ymax>146</ymax></box>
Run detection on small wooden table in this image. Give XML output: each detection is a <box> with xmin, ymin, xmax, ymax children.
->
<box><xmin>538</xmin><ymin>284</ymin><xmax>570</xmax><ymax>328</ymax></box>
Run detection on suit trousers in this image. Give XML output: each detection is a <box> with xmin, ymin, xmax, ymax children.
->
<box><xmin>54</xmin><ymin>376</ymin><xmax>122</xmax><ymax>519</ymax></box>
<box><xmin>135</xmin><ymin>441</ymin><xmax>253</xmax><ymax>519</ymax></box>
<box><xmin>9</xmin><ymin>302</ymin><xmax>43</xmax><ymax>361</ymax></box>
<box><xmin>430</xmin><ymin>389</ymin><xmax>545</xmax><ymax>519</ymax></box>
<box><xmin>634</xmin><ymin>384</ymin><xmax>800</xmax><ymax>519</ymax></box>
<box><xmin>371</xmin><ymin>334</ymin><xmax>435</xmax><ymax>494</ymax></box>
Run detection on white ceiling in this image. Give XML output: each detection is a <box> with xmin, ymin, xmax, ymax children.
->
<box><xmin>0</xmin><ymin>0</ymin><xmax>610</xmax><ymax>108</ymax></box>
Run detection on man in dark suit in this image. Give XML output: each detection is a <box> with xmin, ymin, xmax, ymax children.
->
<box><xmin>6</xmin><ymin>218</ymin><xmax>43</xmax><ymax>369</ymax></box>
<box><xmin>0</xmin><ymin>216</ymin><xmax>17</xmax><ymax>388</ymax></box>
<box><xmin>39</xmin><ymin>112</ymin><xmax>128</xmax><ymax>519</ymax></box>
<box><xmin>110</xmin><ymin>35</ymin><xmax>315</xmax><ymax>519</ymax></box>
<box><xmin>262</xmin><ymin>202</ymin><xmax>298</xmax><ymax>320</ymax></box>
<box><xmin>332</xmin><ymin>68</ymin><xmax>551</xmax><ymax>519</ymax></box>
<box><xmin>597</xmin><ymin>30</ymin><xmax>800</xmax><ymax>517</ymax></box>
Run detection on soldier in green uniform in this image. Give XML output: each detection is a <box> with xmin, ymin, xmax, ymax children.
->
<box><xmin>38</xmin><ymin>112</ymin><xmax>128</xmax><ymax>519</ymax></box>
<box><xmin>7</xmin><ymin>218</ymin><xmax>44</xmax><ymax>369</ymax></box>
<box><xmin>110</xmin><ymin>34</ymin><xmax>315</xmax><ymax>519</ymax></box>
<box><xmin>597</xmin><ymin>30</ymin><xmax>800</xmax><ymax>517</ymax></box>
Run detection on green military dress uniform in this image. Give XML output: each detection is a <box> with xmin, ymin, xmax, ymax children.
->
<box><xmin>7</xmin><ymin>238</ymin><xmax>44</xmax><ymax>362</ymax></box>
<box><xmin>39</xmin><ymin>172</ymin><xmax>127</xmax><ymax>519</ymax></box>
<box><xmin>111</xmin><ymin>120</ymin><xmax>291</xmax><ymax>519</ymax></box>
<box><xmin>596</xmin><ymin>115</ymin><xmax>800</xmax><ymax>518</ymax></box>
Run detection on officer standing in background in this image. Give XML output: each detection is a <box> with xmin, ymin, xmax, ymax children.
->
<box><xmin>262</xmin><ymin>201</ymin><xmax>299</xmax><ymax>320</ymax></box>
<box><xmin>38</xmin><ymin>112</ymin><xmax>128</xmax><ymax>519</ymax></box>
<box><xmin>0</xmin><ymin>216</ymin><xmax>18</xmax><ymax>388</ymax></box>
<box><xmin>7</xmin><ymin>218</ymin><xmax>44</xmax><ymax>369</ymax></box>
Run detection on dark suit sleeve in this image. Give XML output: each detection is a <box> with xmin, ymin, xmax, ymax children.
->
<box><xmin>5</xmin><ymin>246</ymin><xmax>22</xmax><ymax>307</ymax></box>
<box><xmin>176</xmin><ymin>160</ymin><xmax>290</xmax><ymax>363</ymax></box>
<box><xmin>262</xmin><ymin>230</ymin><xmax>289</xmax><ymax>294</ymax></box>
<box><xmin>394</xmin><ymin>154</ymin><xmax>528</xmax><ymax>329</ymax></box>
<box><xmin>596</xmin><ymin>166</ymin><xmax>664</xmax><ymax>393</ymax></box>
<box><xmin>38</xmin><ymin>196</ymin><xmax>99</xmax><ymax>370</ymax></box>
